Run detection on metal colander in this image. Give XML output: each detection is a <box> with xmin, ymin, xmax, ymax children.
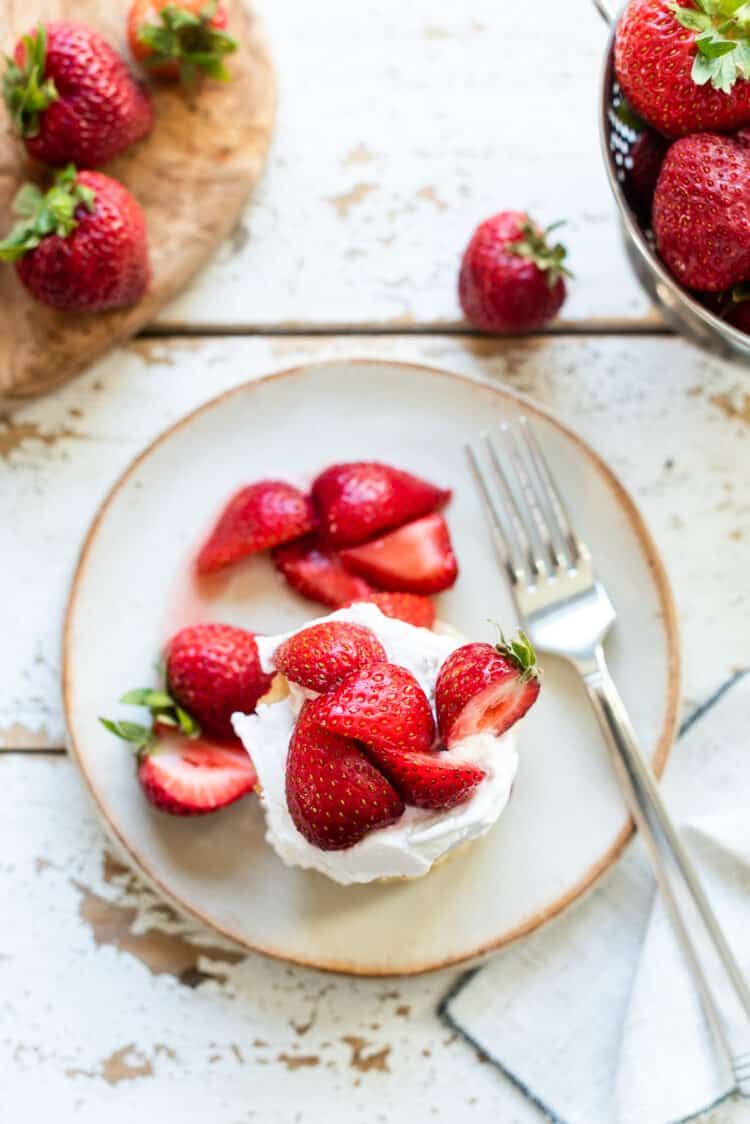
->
<box><xmin>595</xmin><ymin>0</ymin><xmax>750</xmax><ymax>365</ymax></box>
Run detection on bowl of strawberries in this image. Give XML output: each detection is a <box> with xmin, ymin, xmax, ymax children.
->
<box><xmin>598</xmin><ymin>0</ymin><xmax>750</xmax><ymax>363</ymax></box>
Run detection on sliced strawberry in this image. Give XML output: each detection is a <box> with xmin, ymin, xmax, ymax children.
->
<box><xmin>165</xmin><ymin>623</ymin><xmax>273</xmax><ymax>741</ymax></box>
<box><xmin>196</xmin><ymin>481</ymin><xmax>317</xmax><ymax>574</ymax></box>
<box><xmin>273</xmin><ymin>621</ymin><xmax>386</xmax><ymax>694</ymax></box>
<box><xmin>312</xmin><ymin>461</ymin><xmax>451</xmax><ymax>547</ymax></box>
<box><xmin>358</xmin><ymin>743</ymin><xmax>485</xmax><ymax>811</ymax></box>
<box><xmin>344</xmin><ymin>591</ymin><xmax>436</xmax><ymax>629</ymax></box>
<box><xmin>138</xmin><ymin>735</ymin><xmax>257</xmax><ymax>816</ymax></box>
<box><xmin>340</xmin><ymin>513</ymin><xmax>458</xmax><ymax>595</ymax></box>
<box><xmin>314</xmin><ymin>662</ymin><xmax>435</xmax><ymax>755</ymax></box>
<box><xmin>272</xmin><ymin>534</ymin><xmax>372</xmax><ymax>608</ymax></box>
<box><xmin>435</xmin><ymin>632</ymin><xmax>540</xmax><ymax>747</ymax></box>
<box><xmin>286</xmin><ymin>699</ymin><xmax>404</xmax><ymax>850</ymax></box>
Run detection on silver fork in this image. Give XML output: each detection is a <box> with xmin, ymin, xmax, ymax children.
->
<box><xmin>467</xmin><ymin>415</ymin><xmax>750</xmax><ymax>1097</ymax></box>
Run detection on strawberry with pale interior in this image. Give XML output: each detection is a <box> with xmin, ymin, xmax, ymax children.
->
<box><xmin>272</xmin><ymin>621</ymin><xmax>386</xmax><ymax>694</ymax></box>
<box><xmin>615</xmin><ymin>0</ymin><xmax>750</xmax><ymax>139</ymax></box>
<box><xmin>652</xmin><ymin>131</ymin><xmax>750</xmax><ymax>291</ymax></box>
<box><xmin>344</xmin><ymin>591</ymin><xmax>436</xmax><ymax>629</ymax></box>
<box><xmin>0</xmin><ymin>167</ymin><xmax>150</xmax><ymax>312</ymax></box>
<box><xmin>4</xmin><ymin>22</ymin><xmax>153</xmax><ymax>167</ymax></box>
<box><xmin>435</xmin><ymin>631</ymin><xmax>541</xmax><ymax>747</ymax></box>
<box><xmin>340</xmin><ymin>512</ymin><xmax>458</xmax><ymax>594</ymax></box>
<box><xmin>285</xmin><ymin>698</ymin><xmax>405</xmax><ymax>850</ymax></box>
<box><xmin>128</xmin><ymin>0</ymin><xmax>237</xmax><ymax>81</ymax></box>
<box><xmin>312</xmin><ymin>461</ymin><xmax>451</xmax><ymax>548</ymax></box>
<box><xmin>459</xmin><ymin>211</ymin><xmax>569</xmax><ymax>334</ymax></box>
<box><xmin>272</xmin><ymin>534</ymin><xmax>372</xmax><ymax>607</ymax></box>
<box><xmin>196</xmin><ymin>481</ymin><xmax>317</xmax><ymax>573</ymax></box>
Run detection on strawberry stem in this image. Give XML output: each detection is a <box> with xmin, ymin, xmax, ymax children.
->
<box><xmin>506</xmin><ymin>219</ymin><xmax>572</xmax><ymax>289</ymax></box>
<box><xmin>0</xmin><ymin>165</ymin><xmax>95</xmax><ymax>263</ymax></box>
<box><xmin>3</xmin><ymin>23</ymin><xmax>58</xmax><ymax>138</ymax></box>
<box><xmin>100</xmin><ymin>676</ymin><xmax>201</xmax><ymax>754</ymax></box>
<box><xmin>137</xmin><ymin>2</ymin><xmax>237</xmax><ymax>82</ymax></box>
<box><xmin>667</xmin><ymin>0</ymin><xmax>750</xmax><ymax>93</ymax></box>
<box><xmin>490</xmin><ymin>625</ymin><xmax>540</xmax><ymax>681</ymax></box>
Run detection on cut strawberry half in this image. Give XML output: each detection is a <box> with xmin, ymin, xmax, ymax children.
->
<box><xmin>358</xmin><ymin>743</ymin><xmax>485</xmax><ymax>811</ymax></box>
<box><xmin>273</xmin><ymin>621</ymin><xmax>386</xmax><ymax>694</ymax></box>
<box><xmin>435</xmin><ymin>632</ymin><xmax>541</xmax><ymax>747</ymax></box>
<box><xmin>196</xmin><ymin>481</ymin><xmax>317</xmax><ymax>574</ymax></box>
<box><xmin>313</xmin><ymin>662</ymin><xmax>435</xmax><ymax>755</ymax></box>
<box><xmin>312</xmin><ymin>461</ymin><xmax>451</xmax><ymax>547</ymax></box>
<box><xmin>137</xmin><ymin>735</ymin><xmax>257</xmax><ymax>816</ymax></box>
<box><xmin>344</xmin><ymin>591</ymin><xmax>436</xmax><ymax>629</ymax></box>
<box><xmin>272</xmin><ymin>534</ymin><xmax>372</xmax><ymax>608</ymax></box>
<box><xmin>285</xmin><ymin>699</ymin><xmax>404</xmax><ymax>850</ymax></box>
<box><xmin>340</xmin><ymin>513</ymin><xmax>458</xmax><ymax>595</ymax></box>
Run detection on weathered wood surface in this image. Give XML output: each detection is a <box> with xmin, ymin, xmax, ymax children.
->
<box><xmin>154</xmin><ymin>0</ymin><xmax>659</xmax><ymax>332</ymax></box>
<box><xmin>0</xmin><ymin>0</ymin><xmax>275</xmax><ymax>399</ymax></box>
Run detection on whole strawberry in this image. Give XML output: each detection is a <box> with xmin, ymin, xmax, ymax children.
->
<box><xmin>728</xmin><ymin>293</ymin><xmax>750</xmax><ymax>334</ymax></box>
<box><xmin>0</xmin><ymin>166</ymin><xmax>150</xmax><ymax>312</ymax></box>
<box><xmin>459</xmin><ymin>211</ymin><xmax>569</xmax><ymax>333</ymax></box>
<box><xmin>615</xmin><ymin>0</ymin><xmax>750</xmax><ymax>139</ymax></box>
<box><xmin>652</xmin><ymin>132</ymin><xmax>750</xmax><ymax>291</ymax></box>
<box><xmin>435</xmin><ymin>632</ymin><xmax>541</xmax><ymax>747</ymax></box>
<box><xmin>4</xmin><ymin>22</ymin><xmax>153</xmax><ymax>168</ymax></box>
<box><xmin>624</xmin><ymin>127</ymin><xmax>669</xmax><ymax>223</ymax></box>
<box><xmin>165</xmin><ymin>623</ymin><xmax>273</xmax><ymax>741</ymax></box>
<box><xmin>272</xmin><ymin>621</ymin><xmax>386</xmax><ymax>694</ymax></box>
<box><xmin>128</xmin><ymin>0</ymin><xmax>237</xmax><ymax>81</ymax></box>
<box><xmin>286</xmin><ymin>698</ymin><xmax>404</xmax><ymax>850</ymax></box>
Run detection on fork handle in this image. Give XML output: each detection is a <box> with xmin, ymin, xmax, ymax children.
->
<box><xmin>583</xmin><ymin>648</ymin><xmax>750</xmax><ymax>1094</ymax></box>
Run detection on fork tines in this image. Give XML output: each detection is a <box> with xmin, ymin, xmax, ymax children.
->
<box><xmin>466</xmin><ymin>415</ymin><xmax>589</xmax><ymax>585</ymax></box>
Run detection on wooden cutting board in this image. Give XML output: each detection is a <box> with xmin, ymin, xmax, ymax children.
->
<box><xmin>0</xmin><ymin>0</ymin><xmax>275</xmax><ymax>401</ymax></box>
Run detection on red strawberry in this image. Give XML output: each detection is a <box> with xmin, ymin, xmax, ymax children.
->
<box><xmin>652</xmin><ymin>133</ymin><xmax>750</xmax><ymax>291</ymax></box>
<box><xmin>0</xmin><ymin>167</ymin><xmax>150</xmax><ymax>311</ymax></box>
<box><xmin>435</xmin><ymin>633</ymin><xmax>541</xmax><ymax>747</ymax></box>
<box><xmin>314</xmin><ymin>662</ymin><xmax>435</xmax><ymax>755</ymax></box>
<box><xmin>196</xmin><ymin>482</ymin><xmax>317</xmax><ymax>574</ymax></box>
<box><xmin>357</xmin><ymin>744</ymin><xmax>485</xmax><ymax>811</ymax></box>
<box><xmin>165</xmin><ymin>623</ymin><xmax>273</xmax><ymax>741</ymax></box>
<box><xmin>4</xmin><ymin>22</ymin><xmax>153</xmax><ymax>167</ymax></box>
<box><xmin>272</xmin><ymin>534</ymin><xmax>372</xmax><ymax>607</ymax></box>
<box><xmin>312</xmin><ymin>461</ymin><xmax>451</xmax><ymax>548</ymax></box>
<box><xmin>728</xmin><ymin>295</ymin><xmax>750</xmax><ymax>334</ymax></box>
<box><xmin>344</xmin><ymin>591</ymin><xmax>436</xmax><ymax>629</ymax></box>
<box><xmin>98</xmin><ymin>717</ymin><xmax>257</xmax><ymax>816</ymax></box>
<box><xmin>128</xmin><ymin>0</ymin><xmax>236</xmax><ymax>81</ymax></box>
<box><xmin>614</xmin><ymin>0</ymin><xmax>750</xmax><ymax>139</ymax></box>
<box><xmin>272</xmin><ymin>621</ymin><xmax>386</xmax><ymax>694</ymax></box>
<box><xmin>624</xmin><ymin>128</ymin><xmax>669</xmax><ymax>223</ymax></box>
<box><xmin>285</xmin><ymin>699</ymin><xmax>404</xmax><ymax>850</ymax></box>
<box><xmin>340</xmin><ymin>513</ymin><xmax>458</xmax><ymax>595</ymax></box>
<box><xmin>459</xmin><ymin>211</ymin><xmax>569</xmax><ymax>333</ymax></box>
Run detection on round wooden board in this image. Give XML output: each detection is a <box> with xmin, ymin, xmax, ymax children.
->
<box><xmin>0</xmin><ymin>0</ymin><xmax>275</xmax><ymax>402</ymax></box>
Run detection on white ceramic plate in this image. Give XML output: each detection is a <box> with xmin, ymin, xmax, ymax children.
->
<box><xmin>63</xmin><ymin>360</ymin><xmax>680</xmax><ymax>975</ymax></box>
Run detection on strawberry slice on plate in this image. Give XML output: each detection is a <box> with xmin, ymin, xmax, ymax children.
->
<box><xmin>196</xmin><ymin>481</ymin><xmax>317</xmax><ymax>574</ymax></box>
<box><xmin>99</xmin><ymin>721</ymin><xmax>257</xmax><ymax>816</ymax></box>
<box><xmin>340</xmin><ymin>513</ymin><xmax>458</xmax><ymax>595</ymax></box>
<box><xmin>314</xmin><ymin>662</ymin><xmax>435</xmax><ymax>755</ymax></box>
<box><xmin>312</xmin><ymin>461</ymin><xmax>451</xmax><ymax>547</ymax></box>
<box><xmin>344</xmin><ymin>591</ymin><xmax>436</xmax><ymax>629</ymax></box>
<box><xmin>435</xmin><ymin>632</ymin><xmax>541</xmax><ymax>748</ymax></box>
<box><xmin>273</xmin><ymin>621</ymin><xmax>386</xmax><ymax>694</ymax></box>
<box><xmin>273</xmin><ymin>534</ymin><xmax>372</xmax><ymax>607</ymax></box>
<box><xmin>358</xmin><ymin>744</ymin><xmax>485</xmax><ymax>811</ymax></box>
<box><xmin>286</xmin><ymin>699</ymin><xmax>404</xmax><ymax>850</ymax></box>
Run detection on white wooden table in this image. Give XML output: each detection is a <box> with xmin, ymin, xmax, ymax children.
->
<box><xmin>2</xmin><ymin>3</ymin><xmax>748</xmax><ymax>1121</ymax></box>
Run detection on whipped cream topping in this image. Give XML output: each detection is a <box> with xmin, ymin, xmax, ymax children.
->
<box><xmin>233</xmin><ymin>604</ymin><xmax>518</xmax><ymax>884</ymax></box>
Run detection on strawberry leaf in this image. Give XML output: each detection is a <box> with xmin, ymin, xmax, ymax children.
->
<box><xmin>138</xmin><ymin>2</ymin><xmax>237</xmax><ymax>82</ymax></box>
<box><xmin>0</xmin><ymin>164</ymin><xmax>95</xmax><ymax>263</ymax></box>
<box><xmin>507</xmin><ymin>219</ymin><xmax>572</xmax><ymax>289</ymax></box>
<box><xmin>491</xmin><ymin>626</ymin><xmax>540</xmax><ymax>680</ymax></box>
<box><xmin>669</xmin><ymin>0</ymin><xmax>750</xmax><ymax>91</ymax></box>
<box><xmin>2</xmin><ymin>23</ymin><xmax>58</xmax><ymax>138</ymax></box>
<box><xmin>99</xmin><ymin>717</ymin><xmax>155</xmax><ymax>751</ymax></box>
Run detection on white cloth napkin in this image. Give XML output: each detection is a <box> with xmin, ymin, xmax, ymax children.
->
<box><xmin>442</xmin><ymin>671</ymin><xmax>749</xmax><ymax>1124</ymax></box>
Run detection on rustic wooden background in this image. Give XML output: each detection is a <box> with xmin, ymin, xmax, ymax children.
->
<box><xmin>2</xmin><ymin>2</ymin><xmax>748</xmax><ymax>1121</ymax></box>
